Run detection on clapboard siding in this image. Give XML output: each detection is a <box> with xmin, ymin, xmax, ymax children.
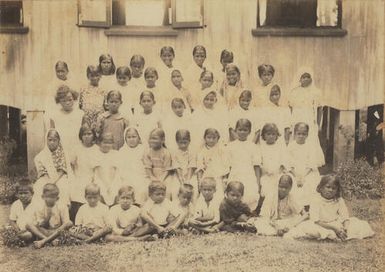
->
<box><xmin>0</xmin><ymin>0</ymin><xmax>384</xmax><ymax>111</ymax></box>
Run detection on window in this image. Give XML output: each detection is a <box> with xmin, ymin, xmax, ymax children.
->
<box><xmin>0</xmin><ymin>1</ymin><xmax>28</xmax><ymax>33</ymax></box>
<box><xmin>253</xmin><ymin>0</ymin><xmax>347</xmax><ymax>37</ymax></box>
<box><xmin>78</xmin><ymin>0</ymin><xmax>204</xmax><ymax>36</ymax></box>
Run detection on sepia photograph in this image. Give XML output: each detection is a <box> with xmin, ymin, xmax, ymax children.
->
<box><xmin>0</xmin><ymin>0</ymin><xmax>384</xmax><ymax>271</ymax></box>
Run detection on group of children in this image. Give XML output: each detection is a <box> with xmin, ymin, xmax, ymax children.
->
<box><xmin>4</xmin><ymin>46</ymin><xmax>375</xmax><ymax>248</ymax></box>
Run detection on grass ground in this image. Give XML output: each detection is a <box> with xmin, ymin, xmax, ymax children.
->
<box><xmin>0</xmin><ymin>199</ymin><xmax>384</xmax><ymax>272</ymax></box>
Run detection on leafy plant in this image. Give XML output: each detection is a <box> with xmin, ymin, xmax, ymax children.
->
<box><xmin>337</xmin><ymin>159</ymin><xmax>384</xmax><ymax>199</ymax></box>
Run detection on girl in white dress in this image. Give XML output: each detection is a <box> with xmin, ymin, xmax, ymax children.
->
<box><xmin>259</xmin><ymin>85</ymin><xmax>291</xmax><ymax>145</ymax></box>
<box><xmin>191</xmin><ymin>89</ymin><xmax>228</xmax><ymax>146</ymax></box>
<box><xmin>133</xmin><ymin>91</ymin><xmax>162</xmax><ymax>144</ymax></box>
<box><xmin>253</xmin><ymin>64</ymin><xmax>276</xmax><ymax>108</ymax></box>
<box><xmin>185</xmin><ymin>45</ymin><xmax>213</xmax><ymax>91</ymax></box>
<box><xmin>143</xmin><ymin>67</ymin><xmax>164</xmax><ymax>112</ymax></box>
<box><xmin>129</xmin><ymin>55</ymin><xmax>146</xmax><ymax>112</ymax></box>
<box><xmin>158</xmin><ymin>46</ymin><xmax>179</xmax><ymax>94</ymax></box>
<box><xmin>118</xmin><ymin>127</ymin><xmax>149</xmax><ymax>206</ymax></box>
<box><xmin>196</xmin><ymin>128</ymin><xmax>230</xmax><ymax>198</ymax></box>
<box><xmin>169</xmin><ymin>69</ymin><xmax>194</xmax><ymax>112</ymax></box>
<box><xmin>163</xmin><ymin>98</ymin><xmax>192</xmax><ymax>151</ymax></box>
<box><xmin>259</xmin><ymin>123</ymin><xmax>287</xmax><ymax>209</ymax></box>
<box><xmin>287</xmin><ymin>69</ymin><xmax>324</xmax><ymax>161</ymax></box>
<box><xmin>171</xmin><ymin>130</ymin><xmax>199</xmax><ymax>203</ymax></box>
<box><xmin>227</xmin><ymin>119</ymin><xmax>261</xmax><ymax>210</ymax></box>
<box><xmin>215</xmin><ymin>49</ymin><xmax>234</xmax><ymax>89</ymax></box>
<box><xmin>98</xmin><ymin>54</ymin><xmax>116</xmax><ymax>91</ymax></box>
<box><xmin>114</xmin><ymin>66</ymin><xmax>134</xmax><ymax>120</ymax></box>
<box><xmin>48</xmin><ymin>85</ymin><xmax>84</xmax><ymax>148</ymax></box>
<box><xmin>220</xmin><ymin>64</ymin><xmax>244</xmax><ymax>110</ymax></box>
<box><xmin>70</xmin><ymin>124</ymin><xmax>99</xmax><ymax>221</ymax></box>
<box><xmin>228</xmin><ymin>90</ymin><xmax>261</xmax><ymax>142</ymax></box>
<box><xmin>288</xmin><ymin>122</ymin><xmax>324</xmax><ymax>208</ymax></box>
<box><xmin>33</xmin><ymin>129</ymin><xmax>72</xmax><ymax>207</ymax></box>
<box><xmin>93</xmin><ymin>133</ymin><xmax>122</xmax><ymax>207</ymax></box>
<box><xmin>285</xmin><ymin>175</ymin><xmax>374</xmax><ymax>241</ymax></box>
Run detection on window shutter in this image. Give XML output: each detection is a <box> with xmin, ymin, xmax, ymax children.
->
<box><xmin>171</xmin><ymin>0</ymin><xmax>204</xmax><ymax>29</ymax></box>
<box><xmin>77</xmin><ymin>0</ymin><xmax>111</xmax><ymax>28</ymax></box>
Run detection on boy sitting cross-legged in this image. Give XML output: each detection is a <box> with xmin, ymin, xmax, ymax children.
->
<box><xmin>26</xmin><ymin>183</ymin><xmax>73</xmax><ymax>249</ymax></box>
<box><xmin>71</xmin><ymin>183</ymin><xmax>112</xmax><ymax>243</ymax></box>
<box><xmin>131</xmin><ymin>181</ymin><xmax>178</xmax><ymax>239</ymax></box>
<box><xmin>105</xmin><ymin>186</ymin><xmax>150</xmax><ymax>242</ymax></box>
<box><xmin>189</xmin><ymin>177</ymin><xmax>222</xmax><ymax>233</ymax></box>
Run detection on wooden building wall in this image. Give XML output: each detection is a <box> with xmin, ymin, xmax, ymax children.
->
<box><xmin>0</xmin><ymin>0</ymin><xmax>384</xmax><ymax>175</ymax></box>
<box><xmin>0</xmin><ymin>0</ymin><xmax>384</xmax><ymax>111</ymax></box>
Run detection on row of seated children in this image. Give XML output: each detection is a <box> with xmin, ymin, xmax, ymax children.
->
<box><xmin>5</xmin><ymin>173</ymin><xmax>374</xmax><ymax>249</ymax></box>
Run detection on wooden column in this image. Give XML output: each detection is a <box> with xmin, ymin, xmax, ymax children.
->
<box><xmin>8</xmin><ymin>107</ymin><xmax>21</xmax><ymax>144</ymax></box>
<box><xmin>0</xmin><ymin>105</ymin><xmax>8</xmax><ymax>138</ymax></box>
<box><xmin>26</xmin><ymin>110</ymin><xmax>45</xmax><ymax>180</ymax></box>
<box><xmin>333</xmin><ymin>110</ymin><xmax>356</xmax><ymax>170</ymax></box>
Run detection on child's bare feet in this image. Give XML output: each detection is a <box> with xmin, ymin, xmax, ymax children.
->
<box><xmin>33</xmin><ymin>240</ymin><xmax>45</xmax><ymax>249</ymax></box>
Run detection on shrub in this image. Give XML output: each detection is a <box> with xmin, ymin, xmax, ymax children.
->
<box><xmin>337</xmin><ymin>159</ymin><xmax>385</xmax><ymax>199</ymax></box>
<box><xmin>0</xmin><ymin>176</ymin><xmax>18</xmax><ymax>204</ymax></box>
<box><xmin>0</xmin><ymin>136</ymin><xmax>17</xmax><ymax>175</ymax></box>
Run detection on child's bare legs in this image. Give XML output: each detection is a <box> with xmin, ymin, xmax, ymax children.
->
<box><xmin>27</xmin><ymin>221</ymin><xmax>73</xmax><ymax>249</ymax></box>
<box><xmin>85</xmin><ymin>226</ymin><xmax>112</xmax><ymax>243</ymax></box>
<box><xmin>18</xmin><ymin>230</ymin><xmax>34</xmax><ymax>242</ymax></box>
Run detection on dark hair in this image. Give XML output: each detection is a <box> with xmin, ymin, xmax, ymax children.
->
<box><xmin>300</xmin><ymin>72</ymin><xmax>312</xmax><ymax>79</ymax></box>
<box><xmin>270</xmin><ymin>84</ymin><xmax>281</xmax><ymax>94</ymax></box>
<box><xmin>149</xmin><ymin>181</ymin><xmax>166</xmax><ymax>195</ymax></box>
<box><xmin>192</xmin><ymin>45</ymin><xmax>206</xmax><ymax>57</ymax></box>
<box><xmin>171</xmin><ymin>69</ymin><xmax>182</xmax><ymax>77</ymax></box>
<box><xmin>98</xmin><ymin>54</ymin><xmax>116</xmax><ymax>75</ymax></box>
<box><xmin>160</xmin><ymin>46</ymin><xmax>175</xmax><ymax>57</ymax></box>
<box><xmin>116</xmin><ymin>66</ymin><xmax>131</xmax><ymax>80</ymax></box>
<box><xmin>176</xmin><ymin>129</ymin><xmax>191</xmax><ymax>142</ymax></box>
<box><xmin>225</xmin><ymin>64</ymin><xmax>240</xmax><ymax>76</ymax></box>
<box><xmin>55</xmin><ymin>61</ymin><xmax>69</xmax><ymax>72</ymax></box>
<box><xmin>149</xmin><ymin>128</ymin><xmax>166</xmax><ymax>147</ymax></box>
<box><xmin>130</xmin><ymin>55</ymin><xmax>145</xmax><ymax>67</ymax></box>
<box><xmin>86</xmin><ymin>65</ymin><xmax>101</xmax><ymax>78</ymax></box>
<box><xmin>204</xmin><ymin>128</ymin><xmax>220</xmax><ymax>140</ymax></box>
<box><xmin>100</xmin><ymin>132</ymin><xmax>114</xmax><ymax>144</ymax></box>
<box><xmin>43</xmin><ymin>183</ymin><xmax>59</xmax><ymax>196</ymax></box>
<box><xmin>257</xmin><ymin>64</ymin><xmax>275</xmax><ymax>77</ymax></box>
<box><xmin>239</xmin><ymin>90</ymin><xmax>252</xmax><ymax>100</ymax></box>
<box><xmin>200</xmin><ymin>70</ymin><xmax>214</xmax><ymax>80</ymax></box>
<box><xmin>279</xmin><ymin>174</ymin><xmax>293</xmax><ymax>188</ymax></box>
<box><xmin>55</xmin><ymin>85</ymin><xmax>79</xmax><ymax>104</ymax></box>
<box><xmin>171</xmin><ymin>98</ymin><xmax>186</xmax><ymax>109</ymax></box>
<box><xmin>316</xmin><ymin>174</ymin><xmax>341</xmax><ymax>199</ymax></box>
<box><xmin>235</xmin><ymin>118</ymin><xmax>252</xmax><ymax>131</ymax></box>
<box><xmin>139</xmin><ymin>90</ymin><xmax>155</xmax><ymax>103</ymax></box>
<box><xmin>220</xmin><ymin>49</ymin><xmax>234</xmax><ymax>62</ymax></box>
<box><xmin>200</xmin><ymin>177</ymin><xmax>216</xmax><ymax>189</ymax></box>
<box><xmin>85</xmin><ymin>183</ymin><xmax>101</xmax><ymax>196</ymax></box>
<box><xmin>124</xmin><ymin>127</ymin><xmax>141</xmax><ymax>144</ymax></box>
<box><xmin>118</xmin><ymin>185</ymin><xmax>135</xmax><ymax>199</ymax></box>
<box><xmin>15</xmin><ymin>179</ymin><xmax>34</xmax><ymax>194</ymax></box>
<box><xmin>294</xmin><ymin>122</ymin><xmax>309</xmax><ymax>134</ymax></box>
<box><xmin>144</xmin><ymin>67</ymin><xmax>159</xmax><ymax>79</ymax></box>
<box><xmin>106</xmin><ymin>90</ymin><xmax>122</xmax><ymax>102</ymax></box>
<box><xmin>47</xmin><ymin>129</ymin><xmax>60</xmax><ymax>141</ymax></box>
<box><xmin>178</xmin><ymin>183</ymin><xmax>194</xmax><ymax>198</ymax></box>
<box><xmin>78</xmin><ymin>123</ymin><xmax>96</xmax><ymax>142</ymax></box>
<box><xmin>261</xmin><ymin>123</ymin><xmax>280</xmax><ymax>141</ymax></box>
<box><xmin>225</xmin><ymin>181</ymin><xmax>244</xmax><ymax>195</ymax></box>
